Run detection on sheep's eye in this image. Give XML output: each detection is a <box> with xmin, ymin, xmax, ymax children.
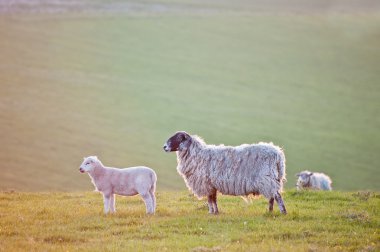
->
<box><xmin>85</xmin><ymin>162</ymin><xmax>90</xmax><ymax>165</ymax></box>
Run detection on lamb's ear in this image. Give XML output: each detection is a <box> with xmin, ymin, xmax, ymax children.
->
<box><xmin>89</xmin><ymin>156</ymin><xmax>98</xmax><ymax>163</ymax></box>
<box><xmin>295</xmin><ymin>173</ymin><xmax>301</xmax><ymax>177</ymax></box>
<box><xmin>308</xmin><ymin>172</ymin><xmax>314</xmax><ymax>176</ymax></box>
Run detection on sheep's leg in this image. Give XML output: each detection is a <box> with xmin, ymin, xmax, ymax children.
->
<box><xmin>274</xmin><ymin>192</ymin><xmax>287</xmax><ymax>214</ymax></box>
<box><xmin>268</xmin><ymin>197</ymin><xmax>274</xmax><ymax>212</ymax></box>
<box><xmin>109</xmin><ymin>194</ymin><xmax>116</xmax><ymax>213</ymax></box>
<box><xmin>212</xmin><ymin>193</ymin><xmax>219</xmax><ymax>214</ymax></box>
<box><xmin>207</xmin><ymin>192</ymin><xmax>218</xmax><ymax>215</ymax></box>
<box><xmin>102</xmin><ymin>194</ymin><xmax>111</xmax><ymax>214</ymax></box>
<box><xmin>207</xmin><ymin>195</ymin><xmax>215</xmax><ymax>214</ymax></box>
<box><xmin>141</xmin><ymin>193</ymin><xmax>154</xmax><ymax>214</ymax></box>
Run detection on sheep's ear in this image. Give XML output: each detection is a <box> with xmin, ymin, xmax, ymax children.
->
<box><xmin>181</xmin><ymin>131</ymin><xmax>191</xmax><ymax>140</ymax></box>
<box><xmin>296</xmin><ymin>173</ymin><xmax>301</xmax><ymax>177</ymax></box>
<box><xmin>308</xmin><ymin>172</ymin><xmax>314</xmax><ymax>176</ymax></box>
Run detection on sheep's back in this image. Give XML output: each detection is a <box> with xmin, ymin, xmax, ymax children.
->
<box><xmin>211</xmin><ymin>144</ymin><xmax>282</xmax><ymax>197</ymax></box>
<box><xmin>178</xmin><ymin>142</ymin><xmax>284</xmax><ymax>198</ymax></box>
<box><xmin>311</xmin><ymin>172</ymin><xmax>332</xmax><ymax>190</ymax></box>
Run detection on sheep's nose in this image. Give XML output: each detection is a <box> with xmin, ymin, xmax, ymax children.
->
<box><xmin>163</xmin><ymin>144</ymin><xmax>169</xmax><ymax>152</ymax></box>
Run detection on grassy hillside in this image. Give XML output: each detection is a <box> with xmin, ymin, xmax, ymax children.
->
<box><xmin>0</xmin><ymin>0</ymin><xmax>379</xmax><ymax>191</ymax></box>
<box><xmin>0</xmin><ymin>190</ymin><xmax>379</xmax><ymax>251</ymax></box>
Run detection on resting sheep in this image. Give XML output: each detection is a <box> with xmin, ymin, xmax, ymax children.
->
<box><xmin>79</xmin><ymin>156</ymin><xmax>157</xmax><ymax>214</ymax></box>
<box><xmin>296</xmin><ymin>171</ymin><xmax>332</xmax><ymax>191</ymax></box>
<box><xmin>163</xmin><ymin>131</ymin><xmax>287</xmax><ymax>214</ymax></box>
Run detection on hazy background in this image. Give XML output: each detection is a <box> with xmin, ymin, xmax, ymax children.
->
<box><xmin>0</xmin><ymin>0</ymin><xmax>379</xmax><ymax>191</ymax></box>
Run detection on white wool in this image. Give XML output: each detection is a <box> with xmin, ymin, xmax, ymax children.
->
<box><xmin>79</xmin><ymin>156</ymin><xmax>157</xmax><ymax>214</ymax></box>
<box><xmin>296</xmin><ymin>170</ymin><xmax>332</xmax><ymax>191</ymax></box>
<box><xmin>176</xmin><ymin>135</ymin><xmax>286</xmax><ymax>199</ymax></box>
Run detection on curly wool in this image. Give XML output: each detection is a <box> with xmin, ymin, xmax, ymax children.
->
<box><xmin>297</xmin><ymin>171</ymin><xmax>332</xmax><ymax>191</ymax></box>
<box><xmin>176</xmin><ymin>135</ymin><xmax>286</xmax><ymax>199</ymax></box>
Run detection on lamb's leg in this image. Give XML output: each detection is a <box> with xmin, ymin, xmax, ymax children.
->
<box><xmin>141</xmin><ymin>193</ymin><xmax>154</xmax><ymax>214</ymax></box>
<box><xmin>268</xmin><ymin>197</ymin><xmax>274</xmax><ymax>212</ymax></box>
<box><xmin>149</xmin><ymin>186</ymin><xmax>156</xmax><ymax>212</ymax></box>
<box><xmin>102</xmin><ymin>193</ymin><xmax>111</xmax><ymax>214</ymax></box>
<box><xmin>109</xmin><ymin>194</ymin><xmax>116</xmax><ymax>213</ymax></box>
<box><xmin>274</xmin><ymin>192</ymin><xmax>287</xmax><ymax>214</ymax></box>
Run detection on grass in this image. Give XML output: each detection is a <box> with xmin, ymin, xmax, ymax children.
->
<box><xmin>0</xmin><ymin>0</ymin><xmax>380</xmax><ymax>192</ymax></box>
<box><xmin>0</xmin><ymin>190</ymin><xmax>379</xmax><ymax>251</ymax></box>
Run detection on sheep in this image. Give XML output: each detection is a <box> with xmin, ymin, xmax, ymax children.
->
<box><xmin>79</xmin><ymin>156</ymin><xmax>157</xmax><ymax>214</ymax></box>
<box><xmin>163</xmin><ymin>131</ymin><xmax>287</xmax><ymax>214</ymax></box>
<box><xmin>296</xmin><ymin>171</ymin><xmax>332</xmax><ymax>191</ymax></box>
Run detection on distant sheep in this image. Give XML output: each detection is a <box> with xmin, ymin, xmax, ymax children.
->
<box><xmin>79</xmin><ymin>156</ymin><xmax>157</xmax><ymax>214</ymax></box>
<box><xmin>296</xmin><ymin>171</ymin><xmax>332</xmax><ymax>191</ymax></box>
<box><xmin>163</xmin><ymin>131</ymin><xmax>287</xmax><ymax>214</ymax></box>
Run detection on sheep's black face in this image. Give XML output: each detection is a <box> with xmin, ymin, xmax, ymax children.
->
<box><xmin>163</xmin><ymin>131</ymin><xmax>191</xmax><ymax>152</ymax></box>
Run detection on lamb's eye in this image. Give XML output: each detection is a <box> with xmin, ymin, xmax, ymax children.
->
<box><xmin>85</xmin><ymin>162</ymin><xmax>90</xmax><ymax>165</ymax></box>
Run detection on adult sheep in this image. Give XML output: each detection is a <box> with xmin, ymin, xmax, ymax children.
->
<box><xmin>296</xmin><ymin>171</ymin><xmax>332</xmax><ymax>191</ymax></box>
<box><xmin>79</xmin><ymin>156</ymin><xmax>157</xmax><ymax>214</ymax></box>
<box><xmin>163</xmin><ymin>131</ymin><xmax>287</xmax><ymax>214</ymax></box>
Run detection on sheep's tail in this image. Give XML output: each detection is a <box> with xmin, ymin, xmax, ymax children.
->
<box><xmin>277</xmin><ymin>150</ymin><xmax>286</xmax><ymax>183</ymax></box>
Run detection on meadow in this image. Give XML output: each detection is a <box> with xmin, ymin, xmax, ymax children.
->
<box><xmin>0</xmin><ymin>0</ymin><xmax>380</xmax><ymax>192</ymax></box>
<box><xmin>0</xmin><ymin>190</ymin><xmax>379</xmax><ymax>251</ymax></box>
<box><xmin>1</xmin><ymin>1</ymin><xmax>379</xmax><ymax>251</ymax></box>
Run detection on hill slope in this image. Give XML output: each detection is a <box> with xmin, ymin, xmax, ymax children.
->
<box><xmin>0</xmin><ymin>190</ymin><xmax>379</xmax><ymax>251</ymax></box>
<box><xmin>0</xmin><ymin>0</ymin><xmax>379</xmax><ymax>191</ymax></box>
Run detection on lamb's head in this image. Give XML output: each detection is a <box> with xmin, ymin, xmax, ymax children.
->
<box><xmin>163</xmin><ymin>131</ymin><xmax>192</xmax><ymax>152</ymax></box>
<box><xmin>79</xmin><ymin>156</ymin><xmax>100</xmax><ymax>173</ymax></box>
<box><xmin>296</xmin><ymin>171</ymin><xmax>313</xmax><ymax>187</ymax></box>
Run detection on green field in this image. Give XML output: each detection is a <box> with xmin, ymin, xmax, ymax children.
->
<box><xmin>0</xmin><ymin>190</ymin><xmax>379</xmax><ymax>251</ymax></box>
<box><xmin>0</xmin><ymin>0</ymin><xmax>380</xmax><ymax>191</ymax></box>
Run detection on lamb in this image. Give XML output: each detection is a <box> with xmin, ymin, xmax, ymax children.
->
<box><xmin>79</xmin><ymin>156</ymin><xmax>157</xmax><ymax>214</ymax></box>
<box><xmin>163</xmin><ymin>131</ymin><xmax>287</xmax><ymax>214</ymax></box>
<box><xmin>296</xmin><ymin>171</ymin><xmax>332</xmax><ymax>191</ymax></box>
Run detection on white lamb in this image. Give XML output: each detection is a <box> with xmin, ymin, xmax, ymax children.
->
<box><xmin>79</xmin><ymin>156</ymin><xmax>157</xmax><ymax>214</ymax></box>
<box><xmin>296</xmin><ymin>171</ymin><xmax>332</xmax><ymax>191</ymax></box>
